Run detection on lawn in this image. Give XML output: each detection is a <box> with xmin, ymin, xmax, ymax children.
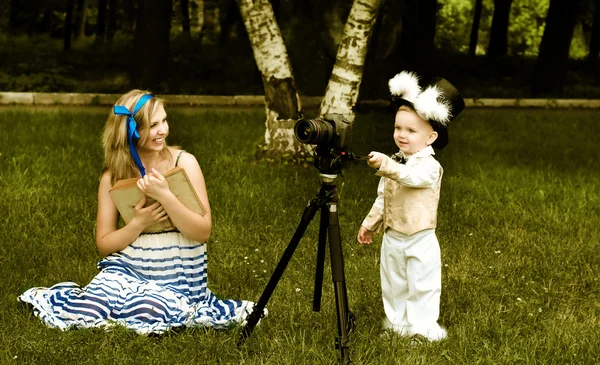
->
<box><xmin>0</xmin><ymin>106</ymin><xmax>598</xmax><ymax>364</ymax></box>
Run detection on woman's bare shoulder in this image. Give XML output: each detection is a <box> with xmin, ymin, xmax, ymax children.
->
<box><xmin>176</xmin><ymin>150</ymin><xmax>200</xmax><ymax>168</ymax></box>
<box><xmin>99</xmin><ymin>170</ymin><xmax>113</xmax><ymax>188</ymax></box>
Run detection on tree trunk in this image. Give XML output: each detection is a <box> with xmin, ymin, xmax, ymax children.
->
<box><xmin>237</xmin><ymin>0</ymin><xmax>310</xmax><ymax>157</ymax></box>
<box><xmin>589</xmin><ymin>0</ymin><xmax>600</xmax><ymax>60</ymax></box>
<box><xmin>359</xmin><ymin>2</ymin><xmax>386</xmax><ymax>100</ymax></box>
<box><xmin>123</xmin><ymin>0</ymin><xmax>136</xmax><ymax>33</ymax></box>
<box><xmin>532</xmin><ymin>0</ymin><xmax>583</xmax><ymax>96</ymax></box>
<box><xmin>181</xmin><ymin>0</ymin><xmax>191</xmax><ymax>36</ymax></box>
<box><xmin>133</xmin><ymin>0</ymin><xmax>172</xmax><ymax>89</ymax></box>
<box><xmin>107</xmin><ymin>0</ymin><xmax>117</xmax><ymax>41</ymax></box>
<box><xmin>9</xmin><ymin>0</ymin><xmax>20</xmax><ymax>33</ymax></box>
<box><xmin>64</xmin><ymin>0</ymin><xmax>74</xmax><ymax>50</ymax></box>
<box><xmin>487</xmin><ymin>0</ymin><xmax>513</xmax><ymax>59</ymax></box>
<box><xmin>190</xmin><ymin>0</ymin><xmax>205</xmax><ymax>37</ymax></box>
<box><xmin>469</xmin><ymin>0</ymin><xmax>484</xmax><ymax>57</ymax></box>
<box><xmin>319</xmin><ymin>0</ymin><xmax>383</xmax><ymax>123</ymax></box>
<box><xmin>74</xmin><ymin>0</ymin><xmax>87</xmax><ymax>39</ymax></box>
<box><xmin>96</xmin><ymin>0</ymin><xmax>107</xmax><ymax>44</ymax></box>
<box><xmin>388</xmin><ymin>0</ymin><xmax>438</xmax><ymax>77</ymax></box>
<box><xmin>202</xmin><ymin>0</ymin><xmax>220</xmax><ymax>44</ymax></box>
<box><xmin>219</xmin><ymin>0</ymin><xmax>239</xmax><ymax>46</ymax></box>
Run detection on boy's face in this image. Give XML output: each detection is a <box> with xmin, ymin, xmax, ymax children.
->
<box><xmin>393</xmin><ymin>106</ymin><xmax>438</xmax><ymax>155</ymax></box>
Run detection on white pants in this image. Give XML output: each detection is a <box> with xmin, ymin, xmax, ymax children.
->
<box><xmin>380</xmin><ymin>228</ymin><xmax>446</xmax><ymax>341</ymax></box>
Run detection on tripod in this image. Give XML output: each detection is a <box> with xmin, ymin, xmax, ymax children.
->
<box><xmin>238</xmin><ymin>150</ymin><xmax>355</xmax><ymax>365</ymax></box>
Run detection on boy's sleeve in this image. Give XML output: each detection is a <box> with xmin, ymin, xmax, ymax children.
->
<box><xmin>375</xmin><ymin>155</ymin><xmax>441</xmax><ymax>188</ymax></box>
<box><xmin>361</xmin><ymin>177</ymin><xmax>384</xmax><ymax>233</ymax></box>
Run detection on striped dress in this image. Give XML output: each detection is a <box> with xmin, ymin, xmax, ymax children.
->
<box><xmin>19</xmin><ymin>232</ymin><xmax>258</xmax><ymax>334</ymax></box>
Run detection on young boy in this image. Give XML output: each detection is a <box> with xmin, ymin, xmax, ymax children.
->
<box><xmin>357</xmin><ymin>71</ymin><xmax>465</xmax><ymax>341</ymax></box>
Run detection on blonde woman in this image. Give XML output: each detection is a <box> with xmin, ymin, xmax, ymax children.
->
<box><xmin>19</xmin><ymin>90</ymin><xmax>258</xmax><ymax>334</ymax></box>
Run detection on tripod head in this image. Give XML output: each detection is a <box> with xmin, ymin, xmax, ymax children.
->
<box><xmin>313</xmin><ymin>145</ymin><xmax>365</xmax><ymax>176</ymax></box>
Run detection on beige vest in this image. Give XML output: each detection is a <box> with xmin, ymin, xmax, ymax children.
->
<box><xmin>382</xmin><ymin>168</ymin><xmax>442</xmax><ymax>235</ymax></box>
<box><xmin>362</xmin><ymin>154</ymin><xmax>443</xmax><ymax>236</ymax></box>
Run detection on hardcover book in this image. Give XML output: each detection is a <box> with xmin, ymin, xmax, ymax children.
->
<box><xmin>109</xmin><ymin>167</ymin><xmax>205</xmax><ymax>233</ymax></box>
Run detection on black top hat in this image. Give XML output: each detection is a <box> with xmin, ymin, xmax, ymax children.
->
<box><xmin>389</xmin><ymin>71</ymin><xmax>465</xmax><ymax>149</ymax></box>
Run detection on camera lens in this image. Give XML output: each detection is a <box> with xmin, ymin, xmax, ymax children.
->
<box><xmin>294</xmin><ymin>119</ymin><xmax>334</xmax><ymax>145</ymax></box>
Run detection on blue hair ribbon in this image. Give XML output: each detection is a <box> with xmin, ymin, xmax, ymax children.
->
<box><xmin>113</xmin><ymin>94</ymin><xmax>154</xmax><ymax>177</ymax></box>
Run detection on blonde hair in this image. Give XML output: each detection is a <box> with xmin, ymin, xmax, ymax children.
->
<box><xmin>101</xmin><ymin>89</ymin><xmax>173</xmax><ymax>185</ymax></box>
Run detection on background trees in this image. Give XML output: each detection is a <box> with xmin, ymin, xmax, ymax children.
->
<box><xmin>0</xmin><ymin>0</ymin><xmax>598</xmax><ymax>99</ymax></box>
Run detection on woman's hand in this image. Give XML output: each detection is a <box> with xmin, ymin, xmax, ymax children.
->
<box><xmin>367</xmin><ymin>151</ymin><xmax>386</xmax><ymax>169</ymax></box>
<box><xmin>137</xmin><ymin>168</ymin><xmax>172</xmax><ymax>202</ymax></box>
<box><xmin>130</xmin><ymin>196</ymin><xmax>169</xmax><ymax>229</ymax></box>
<box><xmin>357</xmin><ymin>226</ymin><xmax>374</xmax><ymax>245</ymax></box>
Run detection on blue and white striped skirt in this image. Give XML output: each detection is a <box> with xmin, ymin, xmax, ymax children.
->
<box><xmin>19</xmin><ymin>232</ymin><xmax>260</xmax><ymax>334</ymax></box>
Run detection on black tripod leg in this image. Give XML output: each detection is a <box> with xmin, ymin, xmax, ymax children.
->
<box><xmin>326</xmin><ymin>201</ymin><xmax>353</xmax><ymax>365</ymax></box>
<box><xmin>238</xmin><ymin>197</ymin><xmax>322</xmax><ymax>345</ymax></box>
<box><xmin>313</xmin><ymin>205</ymin><xmax>328</xmax><ymax>312</ymax></box>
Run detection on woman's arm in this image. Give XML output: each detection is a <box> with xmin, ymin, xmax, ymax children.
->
<box><xmin>96</xmin><ymin>171</ymin><xmax>168</xmax><ymax>256</ymax></box>
<box><xmin>144</xmin><ymin>153</ymin><xmax>212</xmax><ymax>243</ymax></box>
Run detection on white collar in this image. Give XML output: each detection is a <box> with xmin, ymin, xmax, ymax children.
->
<box><xmin>401</xmin><ymin>145</ymin><xmax>435</xmax><ymax>161</ymax></box>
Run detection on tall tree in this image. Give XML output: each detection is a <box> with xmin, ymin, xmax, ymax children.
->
<box><xmin>9</xmin><ymin>0</ymin><xmax>20</xmax><ymax>33</ymax></box>
<box><xmin>469</xmin><ymin>0</ymin><xmax>484</xmax><ymax>57</ymax></box>
<box><xmin>487</xmin><ymin>0</ymin><xmax>513</xmax><ymax>59</ymax></box>
<box><xmin>532</xmin><ymin>0</ymin><xmax>583</xmax><ymax>96</ymax></box>
<box><xmin>190</xmin><ymin>0</ymin><xmax>205</xmax><ymax>37</ymax></box>
<box><xmin>202</xmin><ymin>0</ymin><xmax>220</xmax><ymax>43</ymax></box>
<box><xmin>236</xmin><ymin>0</ymin><xmax>310</xmax><ymax>157</ymax></box>
<box><xmin>74</xmin><ymin>0</ymin><xmax>87</xmax><ymax>39</ymax></box>
<box><xmin>589</xmin><ymin>0</ymin><xmax>600</xmax><ymax>60</ymax></box>
<box><xmin>133</xmin><ymin>0</ymin><xmax>173</xmax><ymax>89</ymax></box>
<box><xmin>319</xmin><ymin>0</ymin><xmax>383</xmax><ymax>122</ymax></box>
<box><xmin>123</xmin><ymin>0</ymin><xmax>136</xmax><ymax>34</ymax></box>
<box><xmin>107</xmin><ymin>0</ymin><xmax>117</xmax><ymax>41</ymax></box>
<box><xmin>219</xmin><ymin>0</ymin><xmax>240</xmax><ymax>46</ymax></box>
<box><xmin>95</xmin><ymin>0</ymin><xmax>107</xmax><ymax>44</ymax></box>
<box><xmin>64</xmin><ymin>0</ymin><xmax>74</xmax><ymax>50</ymax></box>
<box><xmin>181</xmin><ymin>0</ymin><xmax>191</xmax><ymax>37</ymax></box>
<box><xmin>388</xmin><ymin>0</ymin><xmax>438</xmax><ymax>77</ymax></box>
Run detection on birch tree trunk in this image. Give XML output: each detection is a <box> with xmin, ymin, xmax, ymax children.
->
<box><xmin>319</xmin><ymin>0</ymin><xmax>383</xmax><ymax>123</ymax></box>
<box><xmin>237</xmin><ymin>0</ymin><xmax>310</xmax><ymax>157</ymax></box>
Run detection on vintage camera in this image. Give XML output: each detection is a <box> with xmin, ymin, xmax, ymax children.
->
<box><xmin>293</xmin><ymin>114</ymin><xmax>352</xmax><ymax>150</ymax></box>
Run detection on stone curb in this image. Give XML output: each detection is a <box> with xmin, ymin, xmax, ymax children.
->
<box><xmin>1</xmin><ymin>92</ymin><xmax>599</xmax><ymax>108</ymax></box>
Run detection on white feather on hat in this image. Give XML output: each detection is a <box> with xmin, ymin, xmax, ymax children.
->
<box><xmin>388</xmin><ymin>71</ymin><xmax>421</xmax><ymax>102</ymax></box>
<box><xmin>413</xmin><ymin>86</ymin><xmax>452</xmax><ymax>125</ymax></box>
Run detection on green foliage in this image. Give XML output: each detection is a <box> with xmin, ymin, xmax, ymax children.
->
<box><xmin>436</xmin><ymin>0</ymin><xmax>478</xmax><ymax>53</ymax></box>
<box><xmin>437</xmin><ymin>0</ymin><xmax>590</xmax><ymax>58</ymax></box>
<box><xmin>1</xmin><ymin>107</ymin><xmax>599</xmax><ymax>364</ymax></box>
<box><xmin>508</xmin><ymin>0</ymin><xmax>549</xmax><ymax>56</ymax></box>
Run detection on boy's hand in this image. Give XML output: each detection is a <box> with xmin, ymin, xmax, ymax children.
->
<box><xmin>367</xmin><ymin>151</ymin><xmax>385</xmax><ymax>169</ymax></box>
<box><xmin>357</xmin><ymin>226</ymin><xmax>374</xmax><ymax>245</ymax></box>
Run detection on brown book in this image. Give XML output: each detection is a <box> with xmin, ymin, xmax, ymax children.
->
<box><xmin>109</xmin><ymin>167</ymin><xmax>206</xmax><ymax>233</ymax></box>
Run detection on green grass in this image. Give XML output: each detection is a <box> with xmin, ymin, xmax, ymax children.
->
<box><xmin>0</xmin><ymin>106</ymin><xmax>598</xmax><ymax>364</ymax></box>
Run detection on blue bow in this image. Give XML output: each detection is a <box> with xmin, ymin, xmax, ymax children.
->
<box><xmin>113</xmin><ymin>94</ymin><xmax>154</xmax><ymax>177</ymax></box>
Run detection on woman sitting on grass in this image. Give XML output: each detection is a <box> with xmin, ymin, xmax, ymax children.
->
<box><xmin>19</xmin><ymin>89</ymin><xmax>259</xmax><ymax>334</ymax></box>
